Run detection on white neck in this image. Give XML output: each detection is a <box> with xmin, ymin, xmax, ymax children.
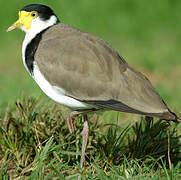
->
<box><xmin>22</xmin><ymin>15</ymin><xmax>58</xmax><ymax>73</ymax></box>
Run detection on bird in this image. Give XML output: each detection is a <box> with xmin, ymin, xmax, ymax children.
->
<box><xmin>7</xmin><ymin>4</ymin><xmax>180</xmax><ymax>169</ymax></box>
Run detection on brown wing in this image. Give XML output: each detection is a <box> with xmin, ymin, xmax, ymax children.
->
<box><xmin>35</xmin><ymin>23</ymin><xmax>171</xmax><ymax>116</ymax></box>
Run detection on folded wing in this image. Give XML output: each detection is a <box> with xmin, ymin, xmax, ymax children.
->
<box><xmin>35</xmin><ymin>23</ymin><xmax>175</xmax><ymax>119</ymax></box>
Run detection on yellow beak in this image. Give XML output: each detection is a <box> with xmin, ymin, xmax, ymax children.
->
<box><xmin>6</xmin><ymin>18</ymin><xmax>23</xmax><ymax>32</ymax></box>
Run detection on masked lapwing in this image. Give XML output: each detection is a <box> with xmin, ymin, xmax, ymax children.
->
<box><xmin>7</xmin><ymin>4</ymin><xmax>180</xmax><ymax>168</ymax></box>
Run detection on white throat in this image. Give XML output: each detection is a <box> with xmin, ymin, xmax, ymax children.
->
<box><xmin>22</xmin><ymin>15</ymin><xmax>58</xmax><ymax>71</ymax></box>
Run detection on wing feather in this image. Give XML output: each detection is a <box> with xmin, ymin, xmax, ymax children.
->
<box><xmin>35</xmin><ymin>23</ymin><xmax>169</xmax><ymax>114</ymax></box>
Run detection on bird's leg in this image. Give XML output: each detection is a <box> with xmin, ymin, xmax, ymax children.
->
<box><xmin>66</xmin><ymin>111</ymin><xmax>81</xmax><ymax>133</ymax></box>
<box><xmin>66</xmin><ymin>110</ymin><xmax>93</xmax><ymax>134</ymax></box>
<box><xmin>80</xmin><ymin>114</ymin><xmax>89</xmax><ymax>168</ymax></box>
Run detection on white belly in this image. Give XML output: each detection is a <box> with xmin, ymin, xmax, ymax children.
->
<box><xmin>32</xmin><ymin>63</ymin><xmax>94</xmax><ymax>110</ymax></box>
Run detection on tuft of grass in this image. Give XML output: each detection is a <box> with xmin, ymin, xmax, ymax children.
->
<box><xmin>127</xmin><ymin>117</ymin><xmax>181</xmax><ymax>163</ymax></box>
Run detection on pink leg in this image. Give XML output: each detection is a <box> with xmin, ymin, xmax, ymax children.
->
<box><xmin>80</xmin><ymin>114</ymin><xmax>89</xmax><ymax>168</ymax></box>
<box><xmin>66</xmin><ymin>110</ymin><xmax>93</xmax><ymax>134</ymax></box>
<box><xmin>66</xmin><ymin>111</ymin><xmax>80</xmax><ymax>133</ymax></box>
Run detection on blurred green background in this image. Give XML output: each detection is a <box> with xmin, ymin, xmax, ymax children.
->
<box><xmin>0</xmin><ymin>0</ymin><xmax>181</xmax><ymax>115</ymax></box>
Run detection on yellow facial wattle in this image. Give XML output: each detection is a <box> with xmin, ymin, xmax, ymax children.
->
<box><xmin>7</xmin><ymin>10</ymin><xmax>38</xmax><ymax>32</ymax></box>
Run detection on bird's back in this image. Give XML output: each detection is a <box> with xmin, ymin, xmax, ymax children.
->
<box><xmin>35</xmin><ymin>23</ymin><xmax>177</xmax><ymax>120</ymax></box>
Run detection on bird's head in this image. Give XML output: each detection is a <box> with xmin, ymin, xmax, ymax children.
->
<box><xmin>7</xmin><ymin>4</ymin><xmax>59</xmax><ymax>33</ymax></box>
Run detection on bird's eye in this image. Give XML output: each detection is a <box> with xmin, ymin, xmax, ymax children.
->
<box><xmin>31</xmin><ymin>12</ymin><xmax>38</xmax><ymax>18</ymax></box>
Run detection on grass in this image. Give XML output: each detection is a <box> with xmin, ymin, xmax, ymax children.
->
<box><xmin>1</xmin><ymin>1</ymin><xmax>181</xmax><ymax>179</ymax></box>
<box><xmin>0</xmin><ymin>97</ymin><xmax>181</xmax><ymax>179</ymax></box>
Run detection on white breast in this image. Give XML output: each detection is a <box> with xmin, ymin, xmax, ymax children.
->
<box><xmin>32</xmin><ymin>63</ymin><xmax>95</xmax><ymax>110</ymax></box>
